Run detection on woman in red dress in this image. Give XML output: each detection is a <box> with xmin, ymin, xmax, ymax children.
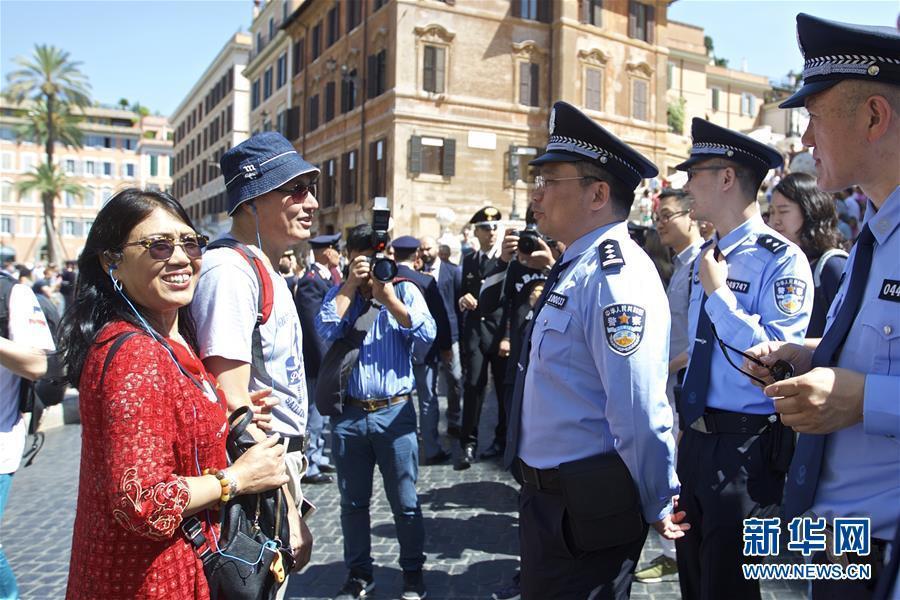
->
<box><xmin>59</xmin><ymin>188</ymin><xmax>289</xmax><ymax>599</ymax></box>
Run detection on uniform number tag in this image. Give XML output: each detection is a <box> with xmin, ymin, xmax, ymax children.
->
<box><xmin>727</xmin><ymin>278</ymin><xmax>750</xmax><ymax>293</ymax></box>
<box><xmin>546</xmin><ymin>292</ymin><xmax>568</xmax><ymax>309</ymax></box>
<box><xmin>879</xmin><ymin>279</ymin><xmax>900</xmax><ymax>303</ymax></box>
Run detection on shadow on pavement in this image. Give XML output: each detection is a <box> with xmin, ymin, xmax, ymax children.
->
<box><xmin>419</xmin><ymin>480</ymin><xmax>519</xmax><ymax>512</ymax></box>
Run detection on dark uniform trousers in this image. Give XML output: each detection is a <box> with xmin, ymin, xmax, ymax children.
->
<box><xmin>519</xmin><ymin>484</ymin><xmax>648</xmax><ymax>600</ymax></box>
<box><xmin>675</xmin><ymin>426</ymin><xmax>785</xmax><ymax>600</ymax></box>
<box><xmin>460</xmin><ymin>348</ymin><xmax>507</xmax><ymax>449</ymax></box>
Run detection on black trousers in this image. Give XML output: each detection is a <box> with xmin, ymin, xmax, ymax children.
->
<box><xmin>519</xmin><ymin>484</ymin><xmax>647</xmax><ymax>599</ymax></box>
<box><xmin>460</xmin><ymin>345</ymin><xmax>507</xmax><ymax>449</ymax></box>
<box><xmin>675</xmin><ymin>426</ymin><xmax>786</xmax><ymax>600</ymax></box>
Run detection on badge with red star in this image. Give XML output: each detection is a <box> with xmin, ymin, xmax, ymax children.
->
<box><xmin>774</xmin><ymin>277</ymin><xmax>808</xmax><ymax>315</ymax></box>
<box><xmin>603</xmin><ymin>304</ymin><xmax>646</xmax><ymax>356</ymax></box>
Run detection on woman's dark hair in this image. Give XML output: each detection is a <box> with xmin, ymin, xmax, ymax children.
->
<box><xmin>58</xmin><ymin>188</ymin><xmax>201</xmax><ymax>388</ymax></box>
<box><xmin>773</xmin><ymin>172</ymin><xmax>843</xmax><ymax>260</ymax></box>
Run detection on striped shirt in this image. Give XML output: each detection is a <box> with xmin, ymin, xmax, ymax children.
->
<box><xmin>316</xmin><ymin>282</ymin><xmax>436</xmax><ymax>399</ymax></box>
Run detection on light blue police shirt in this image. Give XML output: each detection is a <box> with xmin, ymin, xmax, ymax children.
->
<box><xmin>812</xmin><ymin>186</ymin><xmax>900</xmax><ymax>541</ymax></box>
<box><xmin>518</xmin><ymin>221</ymin><xmax>679</xmax><ymax>523</ymax></box>
<box><xmin>316</xmin><ymin>282</ymin><xmax>436</xmax><ymax>400</ymax></box>
<box><xmin>686</xmin><ymin>214</ymin><xmax>813</xmax><ymax>414</ymax></box>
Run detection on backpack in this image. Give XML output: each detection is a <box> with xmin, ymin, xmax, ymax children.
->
<box><xmin>205</xmin><ymin>239</ymin><xmax>275</xmax><ymax>381</ymax></box>
<box><xmin>0</xmin><ymin>273</ymin><xmax>68</xmax><ymax>465</ymax></box>
<box><xmin>813</xmin><ymin>248</ymin><xmax>849</xmax><ymax>288</ymax></box>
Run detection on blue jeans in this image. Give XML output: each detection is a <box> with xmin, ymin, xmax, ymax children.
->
<box><xmin>304</xmin><ymin>376</ymin><xmax>331</xmax><ymax>476</ymax></box>
<box><xmin>332</xmin><ymin>400</ymin><xmax>425</xmax><ymax>576</ymax></box>
<box><xmin>0</xmin><ymin>473</ymin><xmax>17</xmax><ymax>600</ymax></box>
<box><xmin>413</xmin><ymin>361</ymin><xmax>442</xmax><ymax>459</ymax></box>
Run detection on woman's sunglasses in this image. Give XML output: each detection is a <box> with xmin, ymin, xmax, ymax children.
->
<box><xmin>120</xmin><ymin>234</ymin><xmax>209</xmax><ymax>261</ymax></box>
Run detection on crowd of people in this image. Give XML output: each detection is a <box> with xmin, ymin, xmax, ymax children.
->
<box><xmin>0</xmin><ymin>10</ymin><xmax>897</xmax><ymax>600</ymax></box>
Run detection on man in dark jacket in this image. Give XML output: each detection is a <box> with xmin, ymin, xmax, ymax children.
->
<box><xmin>418</xmin><ymin>236</ymin><xmax>463</xmax><ymax>436</ymax></box>
<box><xmin>455</xmin><ymin>207</ymin><xmax>509</xmax><ymax>470</ymax></box>
<box><xmin>393</xmin><ymin>236</ymin><xmax>453</xmax><ymax>465</ymax></box>
<box><xmin>294</xmin><ymin>233</ymin><xmax>342</xmax><ymax>484</ymax></box>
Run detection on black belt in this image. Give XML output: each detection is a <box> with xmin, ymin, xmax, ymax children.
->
<box><xmin>690</xmin><ymin>409</ymin><xmax>778</xmax><ymax>435</ymax></box>
<box><xmin>515</xmin><ymin>458</ymin><xmax>561</xmax><ymax>493</ymax></box>
<box><xmin>286</xmin><ymin>435</ymin><xmax>308</xmax><ymax>453</ymax></box>
<box><xmin>347</xmin><ymin>394</ymin><xmax>410</xmax><ymax>413</ymax></box>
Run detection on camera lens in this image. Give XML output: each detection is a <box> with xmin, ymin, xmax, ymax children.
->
<box><xmin>371</xmin><ymin>257</ymin><xmax>398</xmax><ymax>282</ymax></box>
<box><xmin>517</xmin><ymin>230</ymin><xmax>539</xmax><ymax>255</ymax></box>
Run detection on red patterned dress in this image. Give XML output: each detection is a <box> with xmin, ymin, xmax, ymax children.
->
<box><xmin>67</xmin><ymin>321</ymin><xmax>228</xmax><ymax>599</ymax></box>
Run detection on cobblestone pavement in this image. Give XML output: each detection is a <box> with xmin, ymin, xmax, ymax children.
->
<box><xmin>5</xmin><ymin>396</ymin><xmax>808</xmax><ymax>600</ymax></box>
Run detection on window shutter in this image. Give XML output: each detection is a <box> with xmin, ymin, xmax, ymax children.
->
<box><xmin>287</xmin><ymin>106</ymin><xmax>300</xmax><ymax>140</ymax></box>
<box><xmin>378</xmin><ymin>51</ymin><xmax>387</xmax><ymax>95</ymax></box>
<box><xmin>435</xmin><ymin>47</ymin><xmax>445</xmax><ymax>93</ymax></box>
<box><xmin>423</xmin><ymin>46</ymin><xmax>435</xmax><ymax>92</ymax></box>
<box><xmin>409</xmin><ymin>136</ymin><xmax>423</xmax><ymax>175</ymax></box>
<box><xmin>530</xmin><ymin>63</ymin><xmax>540</xmax><ymax>106</ymax></box>
<box><xmin>341</xmin><ymin>78</ymin><xmax>349</xmax><ymax>112</ymax></box>
<box><xmin>587</xmin><ymin>68</ymin><xmax>602</xmax><ymax>110</ymax></box>
<box><xmin>646</xmin><ymin>4</ymin><xmax>655</xmax><ymax>43</ymax></box>
<box><xmin>519</xmin><ymin>62</ymin><xmax>530</xmax><ymax>105</ymax></box>
<box><xmin>367</xmin><ymin>54</ymin><xmax>378</xmax><ymax>98</ymax></box>
<box><xmin>442</xmin><ymin>138</ymin><xmax>456</xmax><ymax>177</ymax></box>
<box><xmin>508</xmin><ymin>146</ymin><xmax>519</xmax><ymax>182</ymax></box>
<box><xmin>628</xmin><ymin>1</ymin><xmax>637</xmax><ymax>38</ymax></box>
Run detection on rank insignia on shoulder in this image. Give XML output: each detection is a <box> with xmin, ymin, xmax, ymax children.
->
<box><xmin>774</xmin><ymin>277</ymin><xmax>808</xmax><ymax>315</ymax></box>
<box><xmin>757</xmin><ymin>234</ymin><xmax>787</xmax><ymax>254</ymax></box>
<box><xmin>603</xmin><ymin>304</ymin><xmax>645</xmax><ymax>356</ymax></box>
<box><xmin>599</xmin><ymin>240</ymin><xmax>625</xmax><ymax>270</ymax></box>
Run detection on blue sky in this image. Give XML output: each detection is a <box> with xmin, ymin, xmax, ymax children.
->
<box><xmin>1</xmin><ymin>1</ymin><xmax>898</xmax><ymax>117</ymax></box>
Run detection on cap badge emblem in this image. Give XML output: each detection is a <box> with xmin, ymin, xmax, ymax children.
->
<box><xmin>867</xmin><ymin>65</ymin><xmax>880</xmax><ymax>77</ymax></box>
<box><xmin>548</xmin><ymin>108</ymin><xmax>556</xmax><ymax>135</ymax></box>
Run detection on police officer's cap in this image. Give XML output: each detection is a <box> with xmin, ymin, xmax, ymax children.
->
<box><xmin>391</xmin><ymin>235</ymin><xmax>421</xmax><ymax>251</ymax></box>
<box><xmin>469</xmin><ymin>206</ymin><xmax>502</xmax><ymax>226</ymax></box>
<box><xmin>675</xmin><ymin>118</ymin><xmax>783</xmax><ymax>176</ymax></box>
<box><xmin>308</xmin><ymin>233</ymin><xmax>341</xmax><ymax>249</ymax></box>
<box><xmin>529</xmin><ymin>101</ymin><xmax>658</xmax><ymax>191</ymax></box>
<box><xmin>780</xmin><ymin>13</ymin><xmax>900</xmax><ymax>109</ymax></box>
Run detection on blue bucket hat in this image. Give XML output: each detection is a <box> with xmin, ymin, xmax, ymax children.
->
<box><xmin>220</xmin><ymin>132</ymin><xmax>319</xmax><ymax>215</ymax></box>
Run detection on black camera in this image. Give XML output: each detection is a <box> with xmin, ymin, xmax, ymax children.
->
<box><xmin>517</xmin><ymin>225</ymin><xmax>541</xmax><ymax>255</ymax></box>
<box><xmin>369</xmin><ymin>197</ymin><xmax>397</xmax><ymax>283</ymax></box>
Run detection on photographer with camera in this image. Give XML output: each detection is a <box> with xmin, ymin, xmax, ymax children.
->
<box><xmin>479</xmin><ymin>209</ymin><xmax>564</xmax><ymax>457</ymax></box>
<box><xmin>315</xmin><ymin>223</ymin><xmax>436</xmax><ymax>600</ymax></box>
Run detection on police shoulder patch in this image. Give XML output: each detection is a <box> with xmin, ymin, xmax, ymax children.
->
<box><xmin>757</xmin><ymin>234</ymin><xmax>787</xmax><ymax>254</ymax></box>
<box><xmin>603</xmin><ymin>304</ymin><xmax>646</xmax><ymax>356</ymax></box>
<box><xmin>774</xmin><ymin>277</ymin><xmax>808</xmax><ymax>315</ymax></box>
<box><xmin>599</xmin><ymin>240</ymin><xmax>625</xmax><ymax>271</ymax></box>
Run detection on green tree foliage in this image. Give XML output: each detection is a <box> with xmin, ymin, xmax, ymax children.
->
<box><xmin>667</xmin><ymin>97</ymin><xmax>687</xmax><ymax>135</ymax></box>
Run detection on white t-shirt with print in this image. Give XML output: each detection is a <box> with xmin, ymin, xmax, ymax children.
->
<box><xmin>0</xmin><ymin>283</ymin><xmax>56</xmax><ymax>473</ymax></box>
<box><xmin>191</xmin><ymin>240</ymin><xmax>308</xmax><ymax>436</ymax></box>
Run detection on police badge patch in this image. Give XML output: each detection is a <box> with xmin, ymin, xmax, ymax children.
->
<box><xmin>603</xmin><ymin>304</ymin><xmax>646</xmax><ymax>356</ymax></box>
<box><xmin>774</xmin><ymin>277</ymin><xmax>808</xmax><ymax>315</ymax></box>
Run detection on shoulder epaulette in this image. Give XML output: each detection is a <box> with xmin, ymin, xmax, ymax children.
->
<box><xmin>700</xmin><ymin>238</ymin><xmax>715</xmax><ymax>251</ymax></box>
<box><xmin>599</xmin><ymin>239</ymin><xmax>625</xmax><ymax>271</ymax></box>
<box><xmin>756</xmin><ymin>234</ymin><xmax>787</xmax><ymax>254</ymax></box>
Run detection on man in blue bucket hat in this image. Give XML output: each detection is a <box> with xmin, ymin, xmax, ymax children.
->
<box><xmin>190</xmin><ymin>132</ymin><xmax>320</xmax><ymax>582</ymax></box>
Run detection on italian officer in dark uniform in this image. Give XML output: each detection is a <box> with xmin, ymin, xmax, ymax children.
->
<box><xmin>455</xmin><ymin>207</ymin><xmax>509</xmax><ymax>470</ymax></box>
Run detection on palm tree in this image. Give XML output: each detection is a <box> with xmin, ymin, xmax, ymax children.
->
<box><xmin>15</xmin><ymin>99</ymin><xmax>84</xmax><ymax>150</ymax></box>
<box><xmin>15</xmin><ymin>163</ymin><xmax>84</xmax><ymax>262</ymax></box>
<box><xmin>4</xmin><ymin>44</ymin><xmax>91</xmax><ymax>263</ymax></box>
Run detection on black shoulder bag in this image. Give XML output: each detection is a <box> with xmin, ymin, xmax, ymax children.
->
<box><xmin>314</xmin><ymin>301</ymin><xmax>380</xmax><ymax>417</ymax></box>
<box><xmin>183</xmin><ymin>406</ymin><xmax>293</xmax><ymax>600</ymax></box>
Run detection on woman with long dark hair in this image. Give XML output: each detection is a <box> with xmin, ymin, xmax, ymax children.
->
<box><xmin>61</xmin><ymin>188</ymin><xmax>288</xmax><ymax>599</ymax></box>
<box><xmin>768</xmin><ymin>172</ymin><xmax>848</xmax><ymax>337</ymax></box>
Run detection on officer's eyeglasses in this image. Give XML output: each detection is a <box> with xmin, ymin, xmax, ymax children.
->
<box><xmin>709</xmin><ymin>323</ymin><xmax>794</xmax><ymax>384</ymax></box>
<box><xmin>120</xmin><ymin>234</ymin><xmax>209</xmax><ymax>261</ymax></box>
<box><xmin>652</xmin><ymin>210</ymin><xmax>690</xmax><ymax>225</ymax></box>
<box><xmin>533</xmin><ymin>175</ymin><xmax>601</xmax><ymax>191</ymax></box>
<box><xmin>686</xmin><ymin>166</ymin><xmax>726</xmax><ymax>181</ymax></box>
<box><xmin>274</xmin><ymin>182</ymin><xmax>317</xmax><ymax>199</ymax></box>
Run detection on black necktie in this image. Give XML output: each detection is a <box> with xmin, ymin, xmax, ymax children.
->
<box><xmin>783</xmin><ymin>224</ymin><xmax>875</xmax><ymax>519</ymax></box>
<box><xmin>503</xmin><ymin>258</ymin><xmax>571</xmax><ymax>469</ymax></box>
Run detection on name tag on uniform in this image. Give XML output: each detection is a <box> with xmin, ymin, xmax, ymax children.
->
<box><xmin>546</xmin><ymin>292</ymin><xmax>568</xmax><ymax>308</ymax></box>
<box><xmin>879</xmin><ymin>279</ymin><xmax>900</xmax><ymax>302</ymax></box>
<box><xmin>726</xmin><ymin>278</ymin><xmax>750</xmax><ymax>293</ymax></box>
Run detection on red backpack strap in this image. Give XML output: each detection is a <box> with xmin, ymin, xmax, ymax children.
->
<box><xmin>206</xmin><ymin>238</ymin><xmax>274</xmax><ymax>324</ymax></box>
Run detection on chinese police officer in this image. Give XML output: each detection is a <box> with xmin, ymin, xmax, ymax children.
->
<box><xmin>504</xmin><ymin>101</ymin><xmax>686</xmax><ymax>599</ymax></box>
